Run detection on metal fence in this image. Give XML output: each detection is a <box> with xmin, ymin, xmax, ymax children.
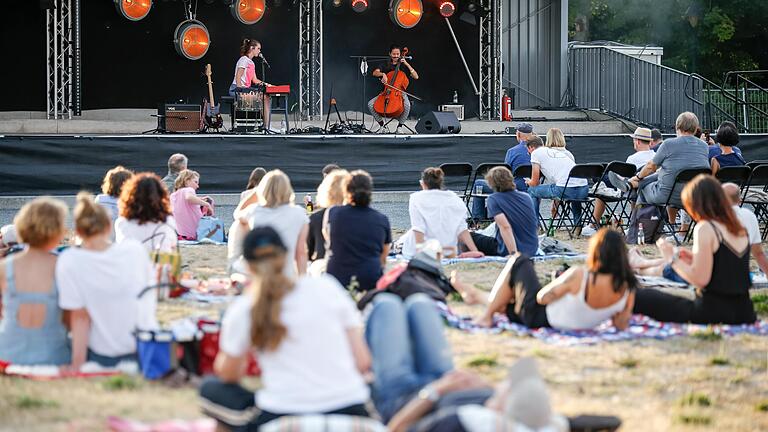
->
<box><xmin>568</xmin><ymin>46</ymin><xmax>703</xmax><ymax>132</ymax></box>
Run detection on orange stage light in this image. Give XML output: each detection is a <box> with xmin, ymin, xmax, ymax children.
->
<box><xmin>174</xmin><ymin>20</ymin><xmax>210</xmax><ymax>60</ymax></box>
<box><xmin>231</xmin><ymin>0</ymin><xmax>266</xmax><ymax>25</ymax></box>
<box><xmin>438</xmin><ymin>1</ymin><xmax>455</xmax><ymax>18</ymax></box>
<box><xmin>351</xmin><ymin>0</ymin><xmax>369</xmax><ymax>13</ymax></box>
<box><xmin>115</xmin><ymin>0</ymin><xmax>152</xmax><ymax>21</ymax></box>
<box><xmin>390</xmin><ymin>0</ymin><xmax>423</xmax><ymax>29</ymax></box>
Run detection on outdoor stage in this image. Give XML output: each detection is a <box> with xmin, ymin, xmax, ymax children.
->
<box><xmin>3</xmin><ymin>132</ymin><xmax>768</xmax><ymax>195</ymax></box>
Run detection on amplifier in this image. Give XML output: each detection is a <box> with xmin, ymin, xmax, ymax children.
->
<box><xmin>158</xmin><ymin>104</ymin><xmax>201</xmax><ymax>133</ymax></box>
<box><xmin>438</xmin><ymin>104</ymin><xmax>464</xmax><ymax>121</ymax></box>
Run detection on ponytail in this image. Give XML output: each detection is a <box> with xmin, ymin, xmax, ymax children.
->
<box><xmin>74</xmin><ymin>191</ymin><xmax>111</xmax><ymax>238</ymax></box>
<box><xmin>240</xmin><ymin>38</ymin><xmax>260</xmax><ymax>57</ymax></box>
<box><xmin>249</xmin><ymin>255</ymin><xmax>294</xmax><ymax>351</ymax></box>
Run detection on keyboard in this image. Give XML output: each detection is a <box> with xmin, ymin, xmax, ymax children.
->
<box><xmin>266</xmin><ymin>85</ymin><xmax>290</xmax><ymax>95</ymax></box>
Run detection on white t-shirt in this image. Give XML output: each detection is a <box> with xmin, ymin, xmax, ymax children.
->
<box><xmin>115</xmin><ymin>216</ymin><xmax>178</xmax><ymax>253</ymax></box>
<box><xmin>404</xmin><ymin>189</ymin><xmax>468</xmax><ymax>257</ymax></box>
<box><xmin>530</xmin><ymin>147</ymin><xmax>587</xmax><ymax>187</ymax></box>
<box><xmin>233</xmin><ymin>56</ymin><xmax>254</xmax><ymax>87</ymax></box>
<box><xmin>237</xmin><ymin>204</ymin><xmax>309</xmax><ymax>277</ymax></box>
<box><xmin>733</xmin><ymin>205</ymin><xmax>761</xmax><ymax>245</ymax></box>
<box><xmin>625</xmin><ymin>150</ymin><xmax>655</xmax><ymax>169</ymax></box>
<box><xmin>219</xmin><ymin>274</ymin><xmax>369</xmax><ymax>413</ymax></box>
<box><xmin>57</xmin><ymin>240</ymin><xmax>158</xmax><ymax>357</ymax></box>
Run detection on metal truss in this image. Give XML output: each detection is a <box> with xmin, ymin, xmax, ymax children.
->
<box><xmin>299</xmin><ymin>0</ymin><xmax>322</xmax><ymax>120</ymax></box>
<box><xmin>479</xmin><ymin>0</ymin><xmax>502</xmax><ymax>120</ymax></box>
<box><xmin>46</xmin><ymin>0</ymin><xmax>80</xmax><ymax>119</ymax></box>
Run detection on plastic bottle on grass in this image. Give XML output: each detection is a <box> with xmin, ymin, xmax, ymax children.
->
<box><xmin>637</xmin><ymin>222</ymin><xmax>645</xmax><ymax>245</ymax></box>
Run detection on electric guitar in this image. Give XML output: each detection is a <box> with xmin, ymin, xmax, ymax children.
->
<box><xmin>203</xmin><ymin>64</ymin><xmax>223</xmax><ymax>130</ymax></box>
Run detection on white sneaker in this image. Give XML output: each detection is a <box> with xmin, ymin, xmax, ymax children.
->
<box><xmin>580</xmin><ymin>226</ymin><xmax>597</xmax><ymax>237</ymax></box>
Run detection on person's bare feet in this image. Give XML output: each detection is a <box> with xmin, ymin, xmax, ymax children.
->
<box><xmin>473</xmin><ymin>314</ymin><xmax>494</xmax><ymax>328</ymax></box>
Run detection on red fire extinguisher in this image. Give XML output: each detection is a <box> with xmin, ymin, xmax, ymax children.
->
<box><xmin>502</xmin><ymin>91</ymin><xmax>512</xmax><ymax>121</ymax></box>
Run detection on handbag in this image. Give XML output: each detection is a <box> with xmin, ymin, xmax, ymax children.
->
<box><xmin>143</xmin><ymin>224</ymin><xmax>184</xmax><ymax>299</ymax></box>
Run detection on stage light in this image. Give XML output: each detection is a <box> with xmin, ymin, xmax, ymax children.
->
<box><xmin>231</xmin><ymin>0</ymin><xmax>266</xmax><ymax>25</ymax></box>
<box><xmin>174</xmin><ymin>20</ymin><xmax>210</xmax><ymax>60</ymax></box>
<box><xmin>331</xmin><ymin>0</ymin><xmax>343</xmax><ymax>7</ymax></box>
<box><xmin>389</xmin><ymin>0</ymin><xmax>423</xmax><ymax>29</ymax></box>
<box><xmin>114</xmin><ymin>0</ymin><xmax>152</xmax><ymax>21</ymax></box>
<box><xmin>438</xmin><ymin>1</ymin><xmax>455</xmax><ymax>18</ymax></box>
<box><xmin>351</xmin><ymin>0</ymin><xmax>368</xmax><ymax>12</ymax></box>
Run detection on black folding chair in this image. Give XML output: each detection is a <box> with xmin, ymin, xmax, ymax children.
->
<box><xmin>650</xmin><ymin>168</ymin><xmax>711</xmax><ymax>244</ymax></box>
<box><xmin>741</xmin><ymin>164</ymin><xmax>768</xmax><ymax>240</ymax></box>
<box><xmin>548</xmin><ymin>163</ymin><xmax>605</xmax><ymax>238</ymax></box>
<box><xmin>747</xmin><ymin>160</ymin><xmax>768</xmax><ymax>171</ymax></box>
<box><xmin>466</xmin><ymin>162</ymin><xmax>514</xmax><ymax>225</ymax></box>
<box><xmin>439</xmin><ymin>162</ymin><xmax>473</xmax><ymax>204</ymax></box>
<box><xmin>590</xmin><ymin>161</ymin><xmax>637</xmax><ymax>233</ymax></box>
<box><xmin>715</xmin><ymin>166</ymin><xmax>751</xmax><ymax>189</ymax></box>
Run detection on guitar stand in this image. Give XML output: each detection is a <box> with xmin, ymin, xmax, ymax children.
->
<box><xmin>324</xmin><ymin>97</ymin><xmax>346</xmax><ymax>134</ymax></box>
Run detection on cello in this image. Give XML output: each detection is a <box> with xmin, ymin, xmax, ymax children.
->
<box><xmin>372</xmin><ymin>47</ymin><xmax>411</xmax><ymax>119</ymax></box>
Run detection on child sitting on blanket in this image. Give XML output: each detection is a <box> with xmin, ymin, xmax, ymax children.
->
<box><xmin>476</xmin><ymin>228</ymin><xmax>636</xmax><ymax>330</ymax></box>
<box><xmin>0</xmin><ymin>198</ymin><xmax>71</xmax><ymax>365</ymax></box>
<box><xmin>57</xmin><ymin>192</ymin><xmax>158</xmax><ymax>369</ymax></box>
<box><xmin>170</xmin><ymin>169</ymin><xmax>214</xmax><ymax>240</ymax></box>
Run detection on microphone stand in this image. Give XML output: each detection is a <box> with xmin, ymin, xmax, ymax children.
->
<box><xmin>349</xmin><ymin>55</ymin><xmax>389</xmax><ymax>132</ymax></box>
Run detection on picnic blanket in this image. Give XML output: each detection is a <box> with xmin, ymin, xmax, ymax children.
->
<box><xmin>178</xmin><ymin>239</ymin><xmax>227</xmax><ymax>246</ymax></box>
<box><xmin>388</xmin><ymin>253</ymin><xmax>586</xmax><ymax>266</ymax></box>
<box><xmin>437</xmin><ymin>302</ymin><xmax>768</xmax><ymax>346</ymax></box>
<box><xmin>0</xmin><ymin>360</ymin><xmax>137</xmax><ymax>380</ymax></box>
<box><xmin>108</xmin><ymin>416</ymin><xmax>215</xmax><ymax>432</ymax></box>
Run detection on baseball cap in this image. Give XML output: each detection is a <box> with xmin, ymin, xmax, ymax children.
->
<box><xmin>516</xmin><ymin>122</ymin><xmax>534</xmax><ymax>134</ymax></box>
<box><xmin>243</xmin><ymin>226</ymin><xmax>286</xmax><ymax>261</ymax></box>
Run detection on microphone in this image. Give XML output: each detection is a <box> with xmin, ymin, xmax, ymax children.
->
<box><xmin>259</xmin><ymin>53</ymin><xmax>271</xmax><ymax>68</ymax></box>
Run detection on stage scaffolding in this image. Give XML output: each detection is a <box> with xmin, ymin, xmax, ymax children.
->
<box><xmin>479</xmin><ymin>0</ymin><xmax>502</xmax><ymax>121</ymax></box>
<box><xmin>46</xmin><ymin>0</ymin><xmax>80</xmax><ymax>119</ymax></box>
<box><xmin>299</xmin><ymin>0</ymin><xmax>323</xmax><ymax>120</ymax></box>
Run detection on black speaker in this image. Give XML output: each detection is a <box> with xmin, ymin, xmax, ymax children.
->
<box><xmin>415</xmin><ymin>111</ymin><xmax>461</xmax><ymax>134</ymax></box>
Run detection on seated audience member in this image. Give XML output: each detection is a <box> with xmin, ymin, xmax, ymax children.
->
<box><xmin>327</xmin><ymin>170</ymin><xmax>392</xmax><ymax>291</ymax></box>
<box><xmin>115</xmin><ymin>173</ymin><xmax>178</xmax><ymax>253</ymax></box>
<box><xmin>240</xmin><ymin>167</ymin><xmax>267</xmax><ymax>201</ymax></box>
<box><xmin>400</xmin><ymin>167</ymin><xmax>481</xmax><ymax>258</ymax></box>
<box><xmin>200</xmin><ymin>227</ymin><xmax>371</xmax><ymax>430</ymax></box>
<box><xmin>631</xmin><ymin>175</ymin><xmax>756</xmax><ymax>324</ymax></box>
<box><xmin>471</xmin><ymin>123</ymin><xmax>534</xmax><ymax>219</ymax></box>
<box><xmin>591</xmin><ymin>127</ymin><xmax>656</xmax><ymax>228</ymax></box>
<box><xmin>470</xmin><ymin>167</ymin><xmax>538</xmax><ymax>257</ymax></box>
<box><xmin>723</xmin><ymin>183</ymin><xmax>768</xmax><ymax>275</ymax></box>
<box><xmin>0</xmin><ymin>225</ymin><xmax>20</xmax><ymax>257</ymax></box>
<box><xmin>235</xmin><ymin>170</ymin><xmax>309</xmax><ymax>277</ymax></box>
<box><xmin>308</xmin><ymin>169</ymin><xmax>349</xmax><ymax>262</ymax></box>
<box><xmin>710</xmin><ymin>121</ymin><xmax>746</xmax><ymax>175</ymax></box>
<box><xmin>170</xmin><ymin>170</ymin><xmax>214</xmax><ymax>240</ymax></box>
<box><xmin>0</xmin><ymin>198</ymin><xmax>70</xmax><ymax>365</ymax></box>
<box><xmin>609</xmin><ymin>112</ymin><xmax>709</xmax><ymax>223</ymax></box>
<box><xmin>476</xmin><ymin>228</ymin><xmax>636</xmax><ymax>330</ymax></box>
<box><xmin>57</xmin><ymin>193</ymin><xmax>158</xmax><ymax>369</ymax></box>
<box><xmin>95</xmin><ymin>166</ymin><xmax>133</xmax><ymax>224</ymax></box>
<box><xmin>527</xmin><ymin>128</ymin><xmax>589</xmax><ymax>227</ymax></box>
<box><xmin>366</xmin><ymin>293</ymin><xmax>567</xmax><ymax>431</ymax></box>
<box><xmin>706</xmin><ymin>122</ymin><xmax>742</xmax><ymax>160</ymax></box>
<box><xmin>650</xmin><ymin>128</ymin><xmax>664</xmax><ymax>152</ymax></box>
<box><xmin>161</xmin><ymin>153</ymin><xmax>188</xmax><ymax>192</ymax></box>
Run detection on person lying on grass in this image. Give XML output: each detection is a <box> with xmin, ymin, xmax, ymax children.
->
<box><xmin>475</xmin><ymin>227</ymin><xmax>636</xmax><ymax>330</ymax></box>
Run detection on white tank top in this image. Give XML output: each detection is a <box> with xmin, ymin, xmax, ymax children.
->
<box><xmin>545</xmin><ymin>268</ymin><xmax>629</xmax><ymax>330</ymax></box>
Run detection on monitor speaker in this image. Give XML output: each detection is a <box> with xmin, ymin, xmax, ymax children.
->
<box><xmin>158</xmin><ymin>104</ymin><xmax>201</xmax><ymax>133</ymax></box>
<box><xmin>415</xmin><ymin>111</ymin><xmax>461</xmax><ymax>134</ymax></box>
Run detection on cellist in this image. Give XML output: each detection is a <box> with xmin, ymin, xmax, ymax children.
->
<box><xmin>367</xmin><ymin>45</ymin><xmax>419</xmax><ymax>132</ymax></box>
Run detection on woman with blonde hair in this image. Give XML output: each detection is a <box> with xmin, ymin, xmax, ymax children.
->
<box><xmin>526</xmin><ymin>128</ymin><xmax>589</xmax><ymax>229</ymax></box>
<box><xmin>57</xmin><ymin>192</ymin><xmax>157</xmax><ymax>368</ymax></box>
<box><xmin>170</xmin><ymin>169</ymin><xmax>213</xmax><ymax>240</ymax></box>
<box><xmin>0</xmin><ymin>198</ymin><xmax>71</xmax><ymax>365</ymax></box>
<box><xmin>307</xmin><ymin>169</ymin><xmax>349</xmax><ymax>262</ymax></box>
<box><xmin>236</xmin><ymin>170</ymin><xmax>309</xmax><ymax>277</ymax></box>
<box><xmin>200</xmin><ymin>227</ymin><xmax>372</xmax><ymax>430</ymax></box>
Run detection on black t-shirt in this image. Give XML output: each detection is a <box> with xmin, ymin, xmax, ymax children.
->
<box><xmin>375</xmin><ymin>60</ymin><xmax>412</xmax><ymax>79</ymax></box>
<box><xmin>307</xmin><ymin>208</ymin><xmax>327</xmax><ymax>261</ymax></box>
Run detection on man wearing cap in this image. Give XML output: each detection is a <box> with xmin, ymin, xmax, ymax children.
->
<box><xmin>471</xmin><ymin>123</ymin><xmax>534</xmax><ymax>219</ymax></box>
<box><xmin>609</xmin><ymin>112</ymin><xmax>709</xmax><ymax>214</ymax></box>
<box><xmin>590</xmin><ymin>127</ymin><xmax>656</xmax><ymax>229</ymax></box>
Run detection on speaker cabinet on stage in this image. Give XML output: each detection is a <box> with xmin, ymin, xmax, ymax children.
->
<box><xmin>415</xmin><ymin>111</ymin><xmax>461</xmax><ymax>134</ymax></box>
<box><xmin>158</xmin><ymin>104</ymin><xmax>201</xmax><ymax>133</ymax></box>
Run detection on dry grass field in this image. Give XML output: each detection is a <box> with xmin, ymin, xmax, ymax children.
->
<box><xmin>1</xmin><ymin>239</ymin><xmax>767</xmax><ymax>431</ymax></box>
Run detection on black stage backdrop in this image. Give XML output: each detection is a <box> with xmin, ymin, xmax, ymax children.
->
<box><xmin>2</xmin><ymin>134</ymin><xmax>768</xmax><ymax>195</ymax></box>
<box><xmin>3</xmin><ymin>2</ymin><xmax>480</xmax><ymax>118</ymax></box>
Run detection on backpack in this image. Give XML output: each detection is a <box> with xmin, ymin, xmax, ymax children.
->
<box><xmin>357</xmin><ymin>252</ymin><xmax>455</xmax><ymax>310</ymax></box>
<box><xmin>626</xmin><ymin>204</ymin><xmax>663</xmax><ymax>244</ymax></box>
